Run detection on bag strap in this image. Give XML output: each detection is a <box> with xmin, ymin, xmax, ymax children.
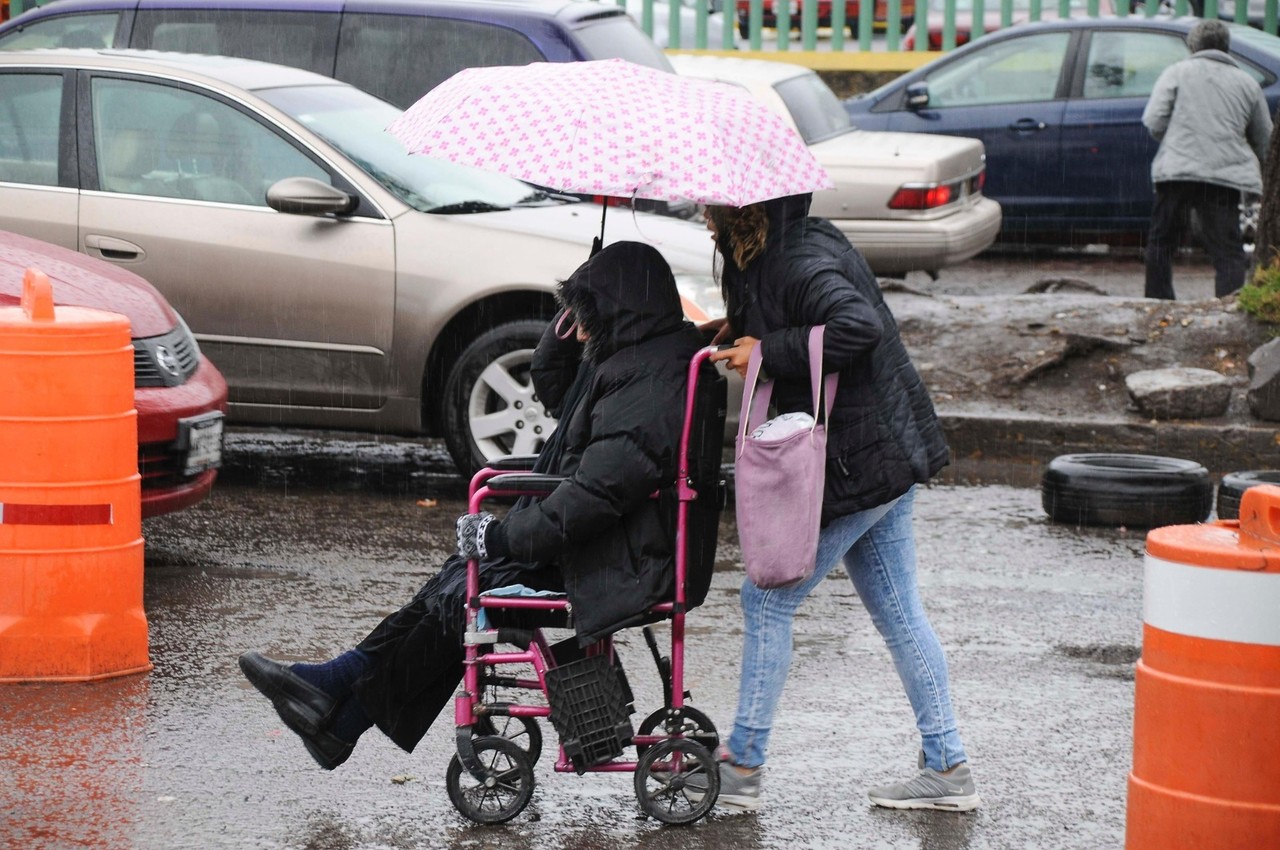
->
<box><xmin>736</xmin><ymin>341</ymin><xmax>772</xmax><ymax>455</ymax></box>
<box><xmin>808</xmin><ymin>325</ymin><xmax>839</xmax><ymax>430</ymax></box>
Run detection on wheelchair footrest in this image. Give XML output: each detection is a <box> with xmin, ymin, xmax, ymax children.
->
<box><xmin>544</xmin><ymin>654</ymin><xmax>634</xmax><ymax>773</ymax></box>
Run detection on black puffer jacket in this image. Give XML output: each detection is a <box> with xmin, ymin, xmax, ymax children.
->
<box><xmin>719</xmin><ymin>194</ymin><xmax>949</xmax><ymax>523</ymax></box>
<box><xmin>488</xmin><ymin>241</ymin><xmax>714</xmax><ymax>644</ymax></box>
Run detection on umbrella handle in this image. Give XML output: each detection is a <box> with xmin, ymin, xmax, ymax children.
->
<box><xmin>589</xmin><ymin>202</ymin><xmax>607</xmax><ymax>257</ymax></box>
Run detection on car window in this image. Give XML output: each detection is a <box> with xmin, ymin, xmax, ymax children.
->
<box><xmin>773</xmin><ymin>72</ymin><xmax>852</xmax><ymax>144</ymax></box>
<box><xmin>131</xmin><ymin>10</ymin><xmax>339</xmax><ymax>77</ymax></box>
<box><xmin>91</xmin><ymin>77</ymin><xmax>329</xmax><ymax>205</ymax></box>
<box><xmin>926</xmin><ymin>31</ymin><xmax>1071</xmax><ymax>107</ymax></box>
<box><xmin>0</xmin><ymin>72</ymin><xmax>62</xmax><ymax>186</ymax></box>
<box><xmin>572</xmin><ymin>15</ymin><xmax>674</xmax><ymax>71</ymax></box>
<box><xmin>1082</xmin><ymin>31</ymin><xmax>1188</xmax><ymax>99</ymax></box>
<box><xmin>335</xmin><ymin>15</ymin><xmax>544</xmax><ymax>110</ymax></box>
<box><xmin>0</xmin><ymin>13</ymin><xmax>119</xmax><ymax>49</ymax></box>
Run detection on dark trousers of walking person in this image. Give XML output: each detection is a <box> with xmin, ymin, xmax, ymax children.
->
<box><xmin>1145</xmin><ymin>180</ymin><xmax>1247</xmax><ymax>300</ymax></box>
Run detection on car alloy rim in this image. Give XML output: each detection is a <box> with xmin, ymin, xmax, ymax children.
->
<box><xmin>466</xmin><ymin>348</ymin><xmax>558</xmax><ymax>460</ymax></box>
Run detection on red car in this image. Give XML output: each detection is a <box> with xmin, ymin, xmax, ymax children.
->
<box><xmin>0</xmin><ymin>231</ymin><xmax>228</xmax><ymax>518</ymax></box>
<box><xmin>737</xmin><ymin>0</ymin><xmax>916</xmax><ymax>36</ymax></box>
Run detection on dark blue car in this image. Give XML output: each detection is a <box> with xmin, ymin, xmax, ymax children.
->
<box><xmin>844</xmin><ymin>17</ymin><xmax>1280</xmax><ymax>244</ymax></box>
<box><xmin>0</xmin><ymin>0</ymin><xmax>672</xmax><ymax>108</ymax></box>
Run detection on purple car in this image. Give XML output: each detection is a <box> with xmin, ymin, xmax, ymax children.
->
<box><xmin>0</xmin><ymin>0</ymin><xmax>674</xmax><ymax>108</ymax></box>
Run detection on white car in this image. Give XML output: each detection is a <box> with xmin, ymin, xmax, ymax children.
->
<box><xmin>0</xmin><ymin>50</ymin><xmax>728</xmax><ymax>476</ymax></box>
<box><xmin>669</xmin><ymin>54</ymin><xmax>1003</xmax><ymax>276</ymax></box>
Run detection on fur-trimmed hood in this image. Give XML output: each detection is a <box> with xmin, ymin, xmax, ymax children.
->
<box><xmin>557</xmin><ymin>241</ymin><xmax>686</xmax><ymax>362</ymax></box>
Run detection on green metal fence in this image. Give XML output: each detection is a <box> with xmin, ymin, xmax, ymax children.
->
<box><xmin>5</xmin><ymin>0</ymin><xmax>1278</xmax><ymax>51</ymax></box>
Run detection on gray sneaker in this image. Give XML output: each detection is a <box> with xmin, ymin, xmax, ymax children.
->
<box><xmin>685</xmin><ymin>750</ymin><xmax>763</xmax><ymax>812</ymax></box>
<box><xmin>867</xmin><ymin>760</ymin><xmax>981</xmax><ymax>811</ymax></box>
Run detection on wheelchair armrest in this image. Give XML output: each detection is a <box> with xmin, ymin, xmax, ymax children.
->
<box><xmin>486</xmin><ymin>473</ymin><xmax>567</xmax><ymax>494</ymax></box>
<box><xmin>485</xmin><ymin>455</ymin><xmax>542</xmax><ymax>472</ymax></box>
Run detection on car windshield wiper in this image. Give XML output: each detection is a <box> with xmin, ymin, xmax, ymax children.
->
<box><xmin>429</xmin><ymin>200</ymin><xmax>510</xmax><ymax>214</ymax></box>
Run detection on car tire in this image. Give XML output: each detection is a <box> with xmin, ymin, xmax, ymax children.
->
<box><xmin>1041</xmin><ymin>453</ymin><xmax>1212</xmax><ymax>528</ymax></box>
<box><xmin>1215</xmin><ymin>470</ymin><xmax>1280</xmax><ymax>520</ymax></box>
<box><xmin>443</xmin><ymin>320</ymin><xmax>557</xmax><ymax>479</ymax></box>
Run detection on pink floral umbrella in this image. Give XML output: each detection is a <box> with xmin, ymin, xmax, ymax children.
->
<box><xmin>386</xmin><ymin>58</ymin><xmax>833</xmax><ymax>208</ymax></box>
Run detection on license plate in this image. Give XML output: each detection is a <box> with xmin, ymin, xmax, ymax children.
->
<box><xmin>178</xmin><ymin>413</ymin><xmax>224</xmax><ymax>477</ymax></box>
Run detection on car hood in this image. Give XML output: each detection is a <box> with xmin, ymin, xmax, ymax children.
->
<box><xmin>457</xmin><ymin>202</ymin><xmax>717</xmax><ymax>277</ymax></box>
<box><xmin>806</xmin><ymin>129</ymin><xmax>987</xmax><ymax>218</ymax></box>
<box><xmin>0</xmin><ymin>230</ymin><xmax>178</xmax><ymax>338</ymax></box>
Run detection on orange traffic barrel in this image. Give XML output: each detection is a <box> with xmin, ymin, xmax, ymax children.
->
<box><xmin>1126</xmin><ymin>484</ymin><xmax>1280</xmax><ymax>849</ymax></box>
<box><xmin>0</xmin><ymin>268</ymin><xmax>148</xmax><ymax>681</ymax></box>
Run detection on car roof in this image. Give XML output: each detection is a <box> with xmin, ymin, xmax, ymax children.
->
<box><xmin>4</xmin><ymin>0</ymin><xmax>627</xmax><ymax>24</ymax></box>
<box><xmin>0</xmin><ymin>47</ymin><xmax>347</xmax><ymax>91</ymax></box>
<box><xmin>668</xmin><ymin>53</ymin><xmax>809</xmax><ymax>85</ymax></box>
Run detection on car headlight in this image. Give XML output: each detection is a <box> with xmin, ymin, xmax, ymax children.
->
<box><xmin>675</xmin><ymin>274</ymin><xmax>726</xmax><ymax>322</ymax></box>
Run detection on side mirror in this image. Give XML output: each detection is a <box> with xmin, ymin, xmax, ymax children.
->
<box><xmin>266</xmin><ymin>177</ymin><xmax>358</xmax><ymax>216</ymax></box>
<box><xmin>905</xmin><ymin>81</ymin><xmax>930</xmax><ymax>110</ymax></box>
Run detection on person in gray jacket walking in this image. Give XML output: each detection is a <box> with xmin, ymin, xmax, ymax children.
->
<box><xmin>1142</xmin><ymin>19</ymin><xmax>1273</xmax><ymax>300</ymax></box>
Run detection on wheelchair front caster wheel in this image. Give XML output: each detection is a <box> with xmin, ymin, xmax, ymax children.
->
<box><xmin>446</xmin><ymin>736</ymin><xmax>535</xmax><ymax>824</ymax></box>
<box><xmin>474</xmin><ymin>712</ymin><xmax>543</xmax><ymax>766</ymax></box>
<box><xmin>634</xmin><ymin>738</ymin><xmax>719</xmax><ymax>824</ymax></box>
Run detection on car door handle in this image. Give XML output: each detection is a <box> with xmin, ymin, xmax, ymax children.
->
<box><xmin>1009</xmin><ymin>118</ymin><xmax>1048</xmax><ymax>133</ymax></box>
<box><xmin>85</xmin><ymin>234</ymin><xmax>145</xmax><ymax>262</ymax></box>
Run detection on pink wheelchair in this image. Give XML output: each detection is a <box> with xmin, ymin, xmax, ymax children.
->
<box><xmin>445</xmin><ymin>346</ymin><xmax>727</xmax><ymax>825</ymax></box>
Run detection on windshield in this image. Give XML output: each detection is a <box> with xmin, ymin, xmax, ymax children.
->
<box><xmin>258</xmin><ymin>84</ymin><xmax>549</xmax><ymax>213</ymax></box>
<box><xmin>773</xmin><ymin>73</ymin><xmax>852</xmax><ymax>144</ymax></box>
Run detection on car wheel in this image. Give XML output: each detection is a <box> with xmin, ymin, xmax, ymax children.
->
<box><xmin>1041</xmin><ymin>453</ymin><xmax>1212</xmax><ymax>528</ymax></box>
<box><xmin>443</xmin><ymin>320</ymin><xmax>557</xmax><ymax>478</ymax></box>
<box><xmin>1215</xmin><ymin>470</ymin><xmax>1280</xmax><ymax>520</ymax></box>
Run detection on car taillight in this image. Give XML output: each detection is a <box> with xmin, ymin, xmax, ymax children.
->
<box><xmin>888</xmin><ymin>183</ymin><xmax>954</xmax><ymax>210</ymax></box>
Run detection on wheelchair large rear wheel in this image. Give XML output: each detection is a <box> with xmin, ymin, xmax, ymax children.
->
<box><xmin>474</xmin><ymin>712</ymin><xmax>543</xmax><ymax>766</ymax></box>
<box><xmin>634</xmin><ymin>706</ymin><xmax>719</xmax><ymax>759</ymax></box>
<box><xmin>446</xmin><ymin>736</ymin><xmax>535</xmax><ymax>824</ymax></box>
<box><xmin>634</xmin><ymin>738</ymin><xmax>718</xmax><ymax>825</ymax></box>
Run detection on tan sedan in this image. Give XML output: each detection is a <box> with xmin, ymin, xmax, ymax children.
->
<box><xmin>0</xmin><ymin>50</ymin><xmax>729</xmax><ymax>476</ymax></box>
<box><xmin>670</xmin><ymin>53</ymin><xmax>1003</xmax><ymax>276</ymax></box>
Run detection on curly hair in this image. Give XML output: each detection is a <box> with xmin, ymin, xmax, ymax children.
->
<box><xmin>707</xmin><ymin>203</ymin><xmax>769</xmax><ymax>270</ymax></box>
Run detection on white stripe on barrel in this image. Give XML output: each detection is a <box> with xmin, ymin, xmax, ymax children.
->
<box><xmin>1144</xmin><ymin>555</ymin><xmax>1280</xmax><ymax>647</ymax></box>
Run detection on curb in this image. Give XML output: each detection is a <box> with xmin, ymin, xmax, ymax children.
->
<box><xmin>218</xmin><ymin>414</ymin><xmax>1278</xmax><ymax>498</ymax></box>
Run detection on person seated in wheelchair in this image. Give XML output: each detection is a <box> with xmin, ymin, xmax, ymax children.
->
<box><xmin>240</xmin><ymin>241</ymin><xmax>721</xmax><ymax>770</ymax></box>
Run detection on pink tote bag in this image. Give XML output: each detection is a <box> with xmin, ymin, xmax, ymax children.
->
<box><xmin>734</xmin><ymin>326</ymin><xmax>838</xmax><ymax>589</ymax></box>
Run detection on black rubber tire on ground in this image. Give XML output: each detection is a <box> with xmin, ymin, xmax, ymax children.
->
<box><xmin>1041</xmin><ymin>453</ymin><xmax>1212</xmax><ymax>528</ymax></box>
<box><xmin>1215</xmin><ymin>470</ymin><xmax>1280</xmax><ymax>520</ymax></box>
<box><xmin>633</xmin><ymin>738</ymin><xmax>719</xmax><ymax>825</ymax></box>
<box><xmin>445</xmin><ymin>736</ymin><xmax>535</xmax><ymax>824</ymax></box>
<box><xmin>442</xmin><ymin>320</ymin><xmax>556</xmax><ymax>479</ymax></box>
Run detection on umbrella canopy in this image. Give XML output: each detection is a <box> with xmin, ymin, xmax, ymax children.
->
<box><xmin>386</xmin><ymin>58</ymin><xmax>833</xmax><ymax>208</ymax></box>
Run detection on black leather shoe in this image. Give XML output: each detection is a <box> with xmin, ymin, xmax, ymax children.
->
<box><xmin>238</xmin><ymin>651</ymin><xmax>336</xmax><ymax>737</ymax></box>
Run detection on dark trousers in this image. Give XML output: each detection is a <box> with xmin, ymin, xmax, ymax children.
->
<box><xmin>351</xmin><ymin>555</ymin><xmax>563</xmax><ymax>752</ymax></box>
<box><xmin>1145</xmin><ymin>180</ymin><xmax>1247</xmax><ymax>300</ymax></box>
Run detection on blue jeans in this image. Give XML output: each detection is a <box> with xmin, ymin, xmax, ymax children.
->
<box><xmin>726</xmin><ymin>486</ymin><xmax>968</xmax><ymax>772</ymax></box>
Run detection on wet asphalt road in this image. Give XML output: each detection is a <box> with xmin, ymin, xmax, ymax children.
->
<box><xmin>0</xmin><ymin>478</ymin><xmax>1147</xmax><ymax>850</ymax></box>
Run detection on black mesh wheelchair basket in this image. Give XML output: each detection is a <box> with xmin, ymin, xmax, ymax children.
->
<box><xmin>544</xmin><ymin>652</ymin><xmax>635</xmax><ymax>772</ymax></box>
